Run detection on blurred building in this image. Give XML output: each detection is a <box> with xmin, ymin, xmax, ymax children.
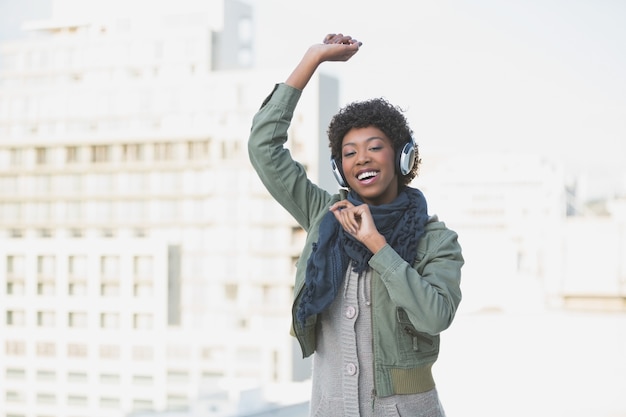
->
<box><xmin>0</xmin><ymin>1</ymin><xmax>338</xmax><ymax>416</ymax></box>
<box><xmin>557</xmin><ymin>194</ymin><xmax>626</xmax><ymax>310</ymax></box>
<box><xmin>419</xmin><ymin>152</ymin><xmax>626</xmax><ymax>313</ymax></box>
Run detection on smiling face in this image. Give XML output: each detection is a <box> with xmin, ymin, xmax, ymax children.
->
<box><xmin>341</xmin><ymin>126</ymin><xmax>399</xmax><ymax>206</ymax></box>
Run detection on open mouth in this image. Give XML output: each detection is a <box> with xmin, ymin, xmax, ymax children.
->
<box><xmin>357</xmin><ymin>170</ymin><xmax>379</xmax><ymax>183</ymax></box>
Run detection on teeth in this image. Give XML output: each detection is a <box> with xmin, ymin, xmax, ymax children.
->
<box><xmin>357</xmin><ymin>171</ymin><xmax>378</xmax><ymax>180</ymax></box>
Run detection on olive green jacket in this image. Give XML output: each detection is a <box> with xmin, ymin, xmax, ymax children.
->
<box><xmin>248</xmin><ymin>83</ymin><xmax>463</xmax><ymax>397</ymax></box>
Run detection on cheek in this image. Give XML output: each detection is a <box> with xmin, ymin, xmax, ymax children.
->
<box><xmin>341</xmin><ymin>159</ymin><xmax>351</xmax><ymax>174</ymax></box>
<box><xmin>382</xmin><ymin>151</ymin><xmax>397</xmax><ymax>170</ymax></box>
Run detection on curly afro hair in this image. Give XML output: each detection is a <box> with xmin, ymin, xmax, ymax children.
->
<box><xmin>327</xmin><ymin>97</ymin><xmax>420</xmax><ymax>187</ymax></box>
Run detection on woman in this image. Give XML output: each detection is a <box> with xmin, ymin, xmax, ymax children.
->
<box><xmin>248</xmin><ymin>33</ymin><xmax>463</xmax><ymax>417</ymax></box>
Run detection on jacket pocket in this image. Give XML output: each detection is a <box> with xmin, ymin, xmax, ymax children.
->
<box><xmin>395</xmin><ymin>308</ymin><xmax>438</xmax><ymax>359</ymax></box>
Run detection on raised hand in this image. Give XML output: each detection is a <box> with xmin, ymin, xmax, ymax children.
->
<box><xmin>285</xmin><ymin>33</ymin><xmax>362</xmax><ymax>90</ymax></box>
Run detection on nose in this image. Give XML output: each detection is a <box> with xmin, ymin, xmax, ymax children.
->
<box><xmin>355</xmin><ymin>151</ymin><xmax>370</xmax><ymax>165</ymax></box>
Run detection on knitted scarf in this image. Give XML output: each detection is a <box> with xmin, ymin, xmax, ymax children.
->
<box><xmin>297</xmin><ymin>187</ymin><xmax>429</xmax><ymax>325</ymax></box>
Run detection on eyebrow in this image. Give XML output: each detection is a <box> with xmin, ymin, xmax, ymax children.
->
<box><xmin>342</xmin><ymin>136</ymin><xmax>386</xmax><ymax>148</ymax></box>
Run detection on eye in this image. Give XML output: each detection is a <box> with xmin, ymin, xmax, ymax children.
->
<box><xmin>343</xmin><ymin>151</ymin><xmax>356</xmax><ymax>158</ymax></box>
<box><xmin>369</xmin><ymin>146</ymin><xmax>382</xmax><ymax>151</ymax></box>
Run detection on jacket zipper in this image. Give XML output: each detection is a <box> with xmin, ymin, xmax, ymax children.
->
<box><xmin>403</xmin><ymin>326</ymin><xmax>433</xmax><ymax>351</ymax></box>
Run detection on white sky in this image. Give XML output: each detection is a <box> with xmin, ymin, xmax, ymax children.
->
<box><xmin>247</xmin><ymin>0</ymin><xmax>626</xmax><ymax>197</ymax></box>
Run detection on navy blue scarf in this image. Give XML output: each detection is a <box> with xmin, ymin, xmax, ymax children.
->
<box><xmin>297</xmin><ymin>187</ymin><xmax>429</xmax><ymax>325</ymax></box>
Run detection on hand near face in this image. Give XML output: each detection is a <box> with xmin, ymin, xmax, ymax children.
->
<box><xmin>329</xmin><ymin>200</ymin><xmax>387</xmax><ymax>254</ymax></box>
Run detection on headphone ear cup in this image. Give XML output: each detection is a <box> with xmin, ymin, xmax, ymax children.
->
<box><xmin>398</xmin><ymin>139</ymin><xmax>417</xmax><ymax>176</ymax></box>
<box><xmin>330</xmin><ymin>157</ymin><xmax>347</xmax><ymax>188</ymax></box>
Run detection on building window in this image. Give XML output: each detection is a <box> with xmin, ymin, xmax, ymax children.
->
<box><xmin>35</xmin><ymin>147</ymin><xmax>49</xmax><ymax>165</ymax></box>
<box><xmin>36</xmin><ymin>342</ymin><xmax>56</xmax><ymax>357</ymax></box>
<box><xmin>133</xmin><ymin>313</ymin><xmax>153</xmax><ymax>330</ymax></box>
<box><xmin>7</xmin><ymin>255</ymin><xmax>24</xmax><ymax>277</ymax></box>
<box><xmin>36</xmin><ymin>370</ymin><xmax>56</xmax><ymax>381</ymax></box>
<box><xmin>132</xmin><ymin>375</ymin><xmax>153</xmax><ymax>385</ymax></box>
<box><xmin>68</xmin><ymin>281</ymin><xmax>87</xmax><ymax>296</ymax></box>
<box><xmin>91</xmin><ymin>145</ymin><xmax>111</xmax><ymax>163</ymax></box>
<box><xmin>99</xmin><ymin>345</ymin><xmax>120</xmax><ymax>359</ymax></box>
<box><xmin>66</xmin><ymin>146</ymin><xmax>81</xmax><ymax>163</ymax></box>
<box><xmin>5</xmin><ymin>390</ymin><xmax>25</xmax><ymax>403</ymax></box>
<box><xmin>37</xmin><ymin>255</ymin><xmax>56</xmax><ymax>276</ymax></box>
<box><xmin>134</xmin><ymin>256</ymin><xmax>153</xmax><ymax>278</ymax></box>
<box><xmin>5</xmin><ymin>368</ymin><xmax>26</xmax><ymax>380</ymax></box>
<box><xmin>132</xmin><ymin>346</ymin><xmax>153</xmax><ymax>361</ymax></box>
<box><xmin>154</xmin><ymin>142</ymin><xmax>174</xmax><ymax>161</ymax></box>
<box><xmin>6</xmin><ymin>255</ymin><xmax>25</xmax><ymax>277</ymax></box>
<box><xmin>38</xmin><ymin>228</ymin><xmax>54</xmax><ymax>238</ymax></box>
<box><xmin>66</xmin><ymin>174</ymin><xmax>84</xmax><ymax>192</ymax></box>
<box><xmin>134</xmin><ymin>282</ymin><xmax>153</xmax><ymax>297</ymax></box>
<box><xmin>9</xmin><ymin>148</ymin><xmax>24</xmax><ymax>167</ymax></box>
<box><xmin>99</xmin><ymin>373</ymin><xmax>120</xmax><ymax>384</ymax></box>
<box><xmin>37</xmin><ymin>311</ymin><xmax>56</xmax><ymax>327</ymax></box>
<box><xmin>32</xmin><ymin>202</ymin><xmax>52</xmax><ymax>221</ymax></box>
<box><xmin>224</xmin><ymin>283</ymin><xmax>238</xmax><ymax>301</ymax></box>
<box><xmin>158</xmin><ymin>199</ymin><xmax>180</xmax><ymax>221</ymax></box>
<box><xmin>100</xmin><ymin>255</ymin><xmax>119</xmax><ymax>278</ymax></box>
<box><xmin>122</xmin><ymin>144</ymin><xmax>145</xmax><ymax>161</ymax></box>
<box><xmin>166</xmin><ymin>370</ymin><xmax>189</xmax><ymax>384</ymax></box>
<box><xmin>36</xmin><ymin>393</ymin><xmax>56</xmax><ymax>405</ymax></box>
<box><xmin>101</xmin><ymin>282</ymin><xmax>120</xmax><ymax>296</ymax></box>
<box><xmin>6</xmin><ymin>280</ymin><xmax>25</xmax><ymax>295</ymax></box>
<box><xmin>66</xmin><ymin>201</ymin><xmax>84</xmax><ymax>221</ymax></box>
<box><xmin>132</xmin><ymin>399</ymin><xmax>154</xmax><ymax>411</ymax></box>
<box><xmin>33</xmin><ymin>175</ymin><xmax>52</xmax><ymax>194</ymax></box>
<box><xmin>0</xmin><ymin>175</ymin><xmax>18</xmax><ymax>193</ymax></box>
<box><xmin>166</xmin><ymin>394</ymin><xmax>188</xmax><ymax>410</ymax></box>
<box><xmin>99</xmin><ymin>397</ymin><xmax>120</xmax><ymax>408</ymax></box>
<box><xmin>0</xmin><ymin>203</ymin><xmax>24</xmax><ymax>222</ymax></box>
<box><xmin>69</xmin><ymin>255</ymin><xmax>87</xmax><ymax>276</ymax></box>
<box><xmin>67</xmin><ymin>372</ymin><xmax>87</xmax><ymax>383</ymax></box>
<box><xmin>220</xmin><ymin>140</ymin><xmax>237</xmax><ymax>160</ymax></box>
<box><xmin>68</xmin><ymin>312</ymin><xmax>88</xmax><ymax>328</ymax></box>
<box><xmin>67</xmin><ymin>395</ymin><xmax>88</xmax><ymax>406</ymax></box>
<box><xmin>67</xmin><ymin>343</ymin><xmax>88</xmax><ymax>358</ymax></box>
<box><xmin>166</xmin><ymin>345</ymin><xmax>190</xmax><ymax>360</ymax></box>
<box><xmin>37</xmin><ymin>280</ymin><xmax>55</xmax><ymax>295</ymax></box>
<box><xmin>187</xmin><ymin>140</ymin><xmax>209</xmax><ymax>160</ymax></box>
<box><xmin>5</xmin><ymin>340</ymin><xmax>26</xmax><ymax>356</ymax></box>
<box><xmin>6</xmin><ymin>310</ymin><xmax>25</xmax><ymax>326</ymax></box>
<box><xmin>100</xmin><ymin>313</ymin><xmax>120</xmax><ymax>329</ymax></box>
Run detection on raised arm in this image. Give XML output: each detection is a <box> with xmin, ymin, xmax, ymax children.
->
<box><xmin>286</xmin><ymin>33</ymin><xmax>362</xmax><ymax>90</ymax></box>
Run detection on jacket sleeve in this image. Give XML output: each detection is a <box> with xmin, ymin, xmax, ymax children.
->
<box><xmin>248</xmin><ymin>83</ymin><xmax>331</xmax><ymax>231</ymax></box>
<box><xmin>368</xmin><ymin>226</ymin><xmax>463</xmax><ymax>335</ymax></box>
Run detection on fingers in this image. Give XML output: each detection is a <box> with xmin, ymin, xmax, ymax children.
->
<box><xmin>329</xmin><ymin>201</ymin><xmax>370</xmax><ymax>236</ymax></box>
<box><xmin>329</xmin><ymin>201</ymin><xmax>358</xmax><ymax>234</ymax></box>
<box><xmin>323</xmin><ymin>33</ymin><xmax>361</xmax><ymax>46</ymax></box>
<box><xmin>329</xmin><ymin>202</ymin><xmax>382</xmax><ymax>250</ymax></box>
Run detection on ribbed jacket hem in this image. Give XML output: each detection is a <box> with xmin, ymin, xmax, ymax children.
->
<box><xmin>385</xmin><ymin>364</ymin><xmax>436</xmax><ymax>396</ymax></box>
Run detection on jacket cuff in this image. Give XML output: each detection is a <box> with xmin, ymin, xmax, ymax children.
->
<box><xmin>260</xmin><ymin>83</ymin><xmax>302</xmax><ymax>110</ymax></box>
